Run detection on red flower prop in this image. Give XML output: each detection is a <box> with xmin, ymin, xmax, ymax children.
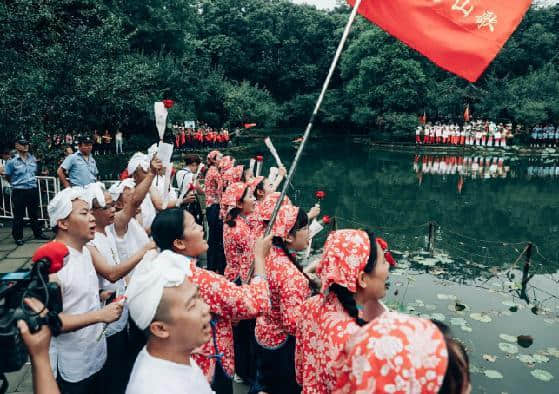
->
<box><xmin>315</xmin><ymin>190</ymin><xmax>326</xmax><ymax>200</ymax></box>
<box><xmin>377</xmin><ymin>237</ymin><xmax>397</xmax><ymax>267</ymax></box>
<box><xmin>322</xmin><ymin>215</ymin><xmax>331</xmax><ymax>224</ymax></box>
<box><xmin>255</xmin><ymin>155</ymin><xmax>264</xmax><ymax>162</ymax></box>
<box><xmin>163</xmin><ymin>99</ymin><xmax>174</xmax><ymax>109</ymax></box>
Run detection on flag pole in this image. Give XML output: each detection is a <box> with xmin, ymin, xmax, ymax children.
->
<box><xmin>262</xmin><ymin>0</ymin><xmax>363</xmax><ymax>237</ymax></box>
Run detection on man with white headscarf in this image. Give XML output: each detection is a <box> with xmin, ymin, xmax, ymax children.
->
<box><xmin>47</xmin><ymin>188</ymin><xmax>123</xmax><ymax>394</ymax></box>
<box><xmin>127</xmin><ymin>152</ymin><xmax>186</xmax><ymax>233</ymax></box>
<box><xmin>84</xmin><ymin>181</ymin><xmax>157</xmax><ymax>394</ymax></box>
<box><xmin>125</xmin><ymin>251</ymin><xmax>213</xmax><ymax>394</ymax></box>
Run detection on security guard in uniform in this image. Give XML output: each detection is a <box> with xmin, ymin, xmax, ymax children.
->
<box><xmin>3</xmin><ymin>135</ymin><xmax>49</xmax><ymax>245</ymax></box>
<box><xmin>57</xmin><ymin>134</ymin><xmax>98</xmax><ymax>187</ymax></box>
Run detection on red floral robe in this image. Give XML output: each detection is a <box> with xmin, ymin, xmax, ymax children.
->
<box><xmin>189</xmin><ymin>260</ymin><xmax>271</xmax><ymax>380</ymax></box>
<box><xmin>223</xmin><ymin>216</ymin><xmax>255</xmax><ymax>283</ymax></box>
<box><xmin>295</xmin><ymin>293</ymin><xmax>360</xmax><ymax>393</ymax></box>
<box><xmin>204</xmin><ymin>166</ymin><xmax>222</xmax><ymax>206</ymax></box>
<box><xmin>255</xmin><ymin>247</ymin><xmax>311</xmax><ymax>348</ymax></box>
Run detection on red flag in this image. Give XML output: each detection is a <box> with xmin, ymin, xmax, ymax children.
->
<box><xmin>464</xmin><ymin>104</ymin><xmax>471</xmax><ymax>122</ymax></box>
<box><xmin>244</xmin><ymin>123</ymin><xmax>257</xmax><ymax>129</ymax></box>
<box><xmin>419</xmin><ymin>111</ymin><xmax>427</xmax><ymax>124</ymax></box>
<box><xmin>347</xmin><ymin>0</ymin><xmax>531</xmax><ymax>82</ymax></box>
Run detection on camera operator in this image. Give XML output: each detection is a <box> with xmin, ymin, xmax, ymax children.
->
<box><xmin>46</xmin><ymin>188</ymin><xmax>123</xmax><ymax>394</ymax></box>
<box><xmin>17</xmin><ymin>297</ymin><xmax>60</xmax><ymax>394</ymax></box>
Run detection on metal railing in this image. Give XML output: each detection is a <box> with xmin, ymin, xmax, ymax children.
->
<box><xmin>0</xmin><ymin>176</ymin><xmax>61</xmax><ymax>227</ymax></box>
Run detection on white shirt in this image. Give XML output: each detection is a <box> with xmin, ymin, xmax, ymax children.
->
<box><xmin>52</xmin><ymin>246</ymin><xmax>107</xmax><ymax>383</ymax></box>
<box><xmin>116</xmin><ymin>131</ymin><xmax>123</xmax><ymax>141</ymax></box>
<box><xmin>89</xmin><ymin>230</ymin><xmax>129</xmax><ymax>337</ymax></box>
<box><xmin>141</xmin><ymin>182</ymin><xmax>178</xmax><ymax>230</ymax></box>
<box><xmin>109</xmin><ymin>218</ymin><xmax>150</xmax><ymax>263</ymax></box>
<box><xmin>126</xmin><ymin>347</ymin><xmax>214</xmax><ymax>394</ymax></box>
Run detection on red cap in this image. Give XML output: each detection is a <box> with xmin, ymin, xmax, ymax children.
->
<box><xmin>32</xmin><ymin>241</ymin><xmax>69</xmax><ymax>274</ymax></box>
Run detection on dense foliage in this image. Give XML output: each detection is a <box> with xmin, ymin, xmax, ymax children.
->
<box><xmin>1</xmin><ymin>0</ymin><xmax>559</xmax><ymax>144</ymax></box>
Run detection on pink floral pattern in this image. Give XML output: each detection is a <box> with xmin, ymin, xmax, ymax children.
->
<box><xmin>189</xmin><ymin>260</ymin><xmax>271</xmax><ymax>380</ymax></box>
<box><xmin>222</xmin><ymin>165</ymin><xmax>244</xmax><ymax>188</ymax></box>
<box><xmin>272</xmin><ymin>205</ymin><xmax>299</xmax><ymax>239</ymax></box>
<box><xmin>220</xmin><ymin>182</ymin><xmax>247</xmax><ymax>219</ymax></box>
<box><xmin>334</xmin><ymin>312</ymin><xmax>448</xmax><ymax>394</ymax></box>
<box><xmin>223</xmin><ymin>215</ymin><xmax>255</xmax><ymax>283</ymax></box>
<box><xmin>317</xmin><ymin>230</ymin><xmax>371</xmax><ymax>293</ymax></box>
<box><xmin>204</xmin><ymin>165</ymin><xmax>222</xmax><ymax>206</ymax></box>
<box><xmin>295</xmin><ymin>293</ymin><xmax>361</xmax><ymax>393</ymax></box>
<box><xmin>255</xmin><ymin>246</ymin><xmax>311</xmax><ymax>348</ymax></box>
<box><xmin>256</xmin><ymin>192</ymin><xmax>292</xmax><ymax>222</ymax></box>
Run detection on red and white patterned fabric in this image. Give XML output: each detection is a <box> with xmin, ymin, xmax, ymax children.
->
<box><xmin>245</xmin><ymin>200</ymin><xmax>262</xmax><ymax>235</ymax></box>
<box><xmin>188</xmin><ymin>258</ymin><xmax>271</xmax><ymax>381</ymax></box>
<box><xmin>317</xmin><ymin>230</ymin><xmax>371</xmax><ymax>294</ymax></box>
<box><xmin>271</xmin><ymin>204</ymin><xmax>299</xmax><ymax>239</ymax></box>
<box><xmin>255</xmin><ymin>245</ymin><xmax>311</xmax><ymax>348</ymax></box>
<box><xmin>207</xmin><ymin>150</ymin><xmax>221</xmax><ymax>162</ymax></box>
<box><xmin>220</xmin><ymin>182</ymin><xmax>248</xmax><ymax>220</ymax></box>
<box><xmin>256</xmin><ymin>192</ymin><xmax>292</xmax><ymax>222</ymax></box>
<box><xmin>295</xmin><ymin>292</ymin><xmax>361</xmax><ymax>393</ymax></box>
<box><xmin>223</xmin><ymin>214</ymin><xmax>255</xmax><ymax>283</ymax></box>
<box><xmin>248</xmin><ymin>176</ymin><xmax>264</xmax><ymax>191</ymax></box>
<box><xmin>222</xmin><ymin>165</ymin><xmax>244</xmax><ymax>188</ymax></box>
<box><xmin>203</xmin><ymin>165</ymin><xmax>223</xmax><ymax>206</ymax></box>
<box><xmin>334</xmin><ymin>312</ymin><xmax>448</xmax><ymax>394</ymax></box>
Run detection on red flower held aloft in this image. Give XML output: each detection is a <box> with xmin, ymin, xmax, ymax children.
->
<box><xmin>163</xmin><ymin>99</ymin><xmax>174</xmax><ymax>109</ymax></box>
<box><xmin>255</xmin><ymin>155</ymin><xmax>264</xmax><ymax>162</ymax></box>
<box><xmin>315</xmin><ymin>190</ymin><xmax>326</xmax><ymax>200</ymax></box>
<box><xmin>322</xmin><ymin>215</ymin><xmax>331</xmax><ymax>224</ymax></box>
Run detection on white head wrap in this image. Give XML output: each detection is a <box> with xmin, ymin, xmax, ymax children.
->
<box><xmin>127</xmin><ymin>152</ymin><xmax>150</xmax><ymax>175</ymax></box>
<box><xmin>84</xmin><ymin>182</ymin><xmax>107</xmax><ymax>208</ymax></box>
<box><xmin>147</xmin><ymin>144</ymin><xmax>158</xmax><ymax>156</ymax></box>
<box><xmin>108</xmin><ymin>178</ymin><xmax>136</xmax><ymax>201</ymax></box>
<box><xmin>126</xmin><ymin>250</ymin><xmax>193</xmax><ymax>330</ymax></box>
<box><xmin>47</xmin><ymin>187</ymin><xmax>90</xmax><ymax>228</ymax></box>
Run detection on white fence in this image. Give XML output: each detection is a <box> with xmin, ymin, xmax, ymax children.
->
<box><xmin>0</xmin><ymin>176</ymin><xmax>61</xmax><ymax>227</ymax></box>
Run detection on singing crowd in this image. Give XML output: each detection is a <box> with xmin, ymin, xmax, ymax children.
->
<box><xmin>416</xmin><ymin>120</ymin><xmax>514</xmax><ymax>147</ymax></box>
<box><xmin>16</xmin><ymin>141</ymin><xmax>472</xmax><ymax>394</ymax></box>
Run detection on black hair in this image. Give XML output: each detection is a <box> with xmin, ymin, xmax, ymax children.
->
<box><xmin>184</xmin><ymin>154</ymin><xmax>201</xmax><ymax>166</ymax></box>
<box><xmin>431</xmin><ymin>320</ymin><xmax>470</xmax><ymax>394</ymax></box>
<box><xmin>151</xmin><ymin>208</ymin><xmax>185</xmax><ymax>251</ymax></box>
<box><xmin>225</xmin><ymin>186</ymin><xmax>250</xmax><ymax>227</ymax></box>
<box><xmin>329</xmin><ymin>231</ymin><xmax>378</xmax><ymax>327</ymax></box>
<box><xmin>271</xmin><ymin>208</ymin><xmax>319</xmax><ymax>293</ymax></box>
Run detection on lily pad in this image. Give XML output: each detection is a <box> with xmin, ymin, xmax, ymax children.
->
<box><xmin>517</xmin><ymin>354</ymin><xmax>535</xmax><ymax>364</ymax></box>
<box><xmin>431</xmin><ymin>313</ymin><xmax>446</xmax><ymax>321</ymax></box>
<box><xmin>498</xmin><ymin>342</ymin><xmax>519</xmax><ymax>354</ymax></box>
<box><xmin>424</xmin><ymin>304</ymin><xmax>437</xmax><ymax>311</ymax></box>
<box><xmin>418</xmin><ymin>258</ymin><xmax>438</xmax><ymax>267</ymax></box>
<box><xmin>533</xmin><ymin>354</ymin><xmax>549</xmax><ymax>363</ymax></box>
<box><xmin>484</xmin><ymin>370</ymin><xmax>503</xmax><ymax>379</ymax></box>
<box><xmin>546</xmin><ymin>347</ymin><xmax>559</xmax><ymax>358</ymax></box>
<box><xmin>437</xmin><ymin>293</ymin><xmax>457</xmax><ymax>301</ymax></box>
<box><xmin>450</xmin><ymin>317</ymin><xmax>467</xmax><ymax>326</ymax></box>
<box><xmin>460</xmin><ymin>325</ymin><xmax>473</xmax><ymax>333</ymax></box>
<box><xmin>483</xmin><ymin>354</ymin><xmax>497</xmax><ymax>363</ymax></box>
<box><xmin>499</xmin><ymin>334</ymin><xmax>517</xmax><ymax>343</ymax></box>
<box><xmin>502</xmin><ymin>300</ymin><xmax>517</xmax><ymax>307</ymax></box>
<box><xmin>517</xmin><ymin>335</ymin><xmax>534</xmax><ymax>348</ymax></box>
<box><xmin>531</xmin><ymin>369</ymin><xmax>553</xmax><ymax>382</ymax></box>
<box><xmin>419</xmin><ymin>313</ymin><xmax>431</xmax><ymax>319</ymax></box>
<box><xmin>470</xmin><ymin>312</ymin><xmax>492</xmax><ymax>323</ymax></box>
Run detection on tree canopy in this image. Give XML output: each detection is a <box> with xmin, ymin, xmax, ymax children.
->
<box><xmin>1</xmin><ymin>0</ymin><xmax>558</xmax><ymax>141</ymax></box>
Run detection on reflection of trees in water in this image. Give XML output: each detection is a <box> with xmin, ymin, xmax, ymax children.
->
<box><xmin>286</xmin><ymin>144</ymin><xmax>559</xmax><ymax>272</ymax></box>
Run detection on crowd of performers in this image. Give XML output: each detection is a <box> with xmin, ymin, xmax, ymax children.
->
<box><xmin>416</xmin><ymin>120</ymin><xmax>514</xmax><ymax>147</ymax></box>
<box><xmin>530</xmin><ymin>125</ymin><xmax>559</xmax><ymax>147</ymax></box>
<box><xmin>27</xmin><ymin>144</ymin><xmax>472</xmax><ymax>394</ymax></box>
<box><xmin>414</xmin><ymin>154</ymin><xmax>511</xmax><ymax>180</ymax></box>
<box><xmin>172</xmin><ymin>123</ymin><xmax>231</xmax><ymax>150</ymax></box>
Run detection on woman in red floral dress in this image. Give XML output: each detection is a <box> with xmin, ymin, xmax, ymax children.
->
<box><xmin>150</xmin><ymin>208</ymin><xmax>272</xmax><ymax>394</ymax></box>
<box><xmin>204</xmin><ymin>150</ymin><xmax>226</xmax><ymax>274</ymax></box>
<box><xmin>295</xmin><ymin>229</ymin><xmax>394</xmax><ymax>393</ymax></box>
<box><xmin>254</xmin><ymin>204</ymin><xmax>315</xmax><ymax>394</ymax></box>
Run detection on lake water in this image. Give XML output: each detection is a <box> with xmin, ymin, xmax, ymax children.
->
<box><xmin>228</xmin><ymin>133</ymin><xmax>559</xmax><ymax>393</ymax></box>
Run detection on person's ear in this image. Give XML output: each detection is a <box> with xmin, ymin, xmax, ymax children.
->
<box><xmin>286</xmin><ymin>235</ymin><xmax>294</xmax><ymax>244</ymax></box>
<box><xmin>357</xmin><ymin>271</ymin><xmax>368</xmax><ymax>289</ymax></box>
<box><xmin>150</xmin><ymin>321</ymin><xmax>170</xmax><ymax>339</ymax></box>
<box><xmin>173</xmin><ymin>239</ymin><xmax>186</xmax><ymax>251</ymax></box>
<box><xmin>58</xmin><ymin>218</ymin><xmax>70</xmax><ymax>231</ymax></box>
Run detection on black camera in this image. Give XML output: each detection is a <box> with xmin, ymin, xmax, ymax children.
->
<box><xmin>0</xmin><ymin>258</ymin><xmax>63</xmax><ymax>374</ymax></box>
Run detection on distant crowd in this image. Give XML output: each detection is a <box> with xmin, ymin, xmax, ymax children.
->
<box><xmin>530</xmin><ymin>125</ymin><xmax>559</xmax><ymax>147</ymax></box>
<box><xmin>50</xmin><ymin>129</ymin><xmax>125</xmax><ymax>154</ymax></box>
<box><xmin>172</xmin><ymin>123</ymin><xmax>231</xmax><ymax>150</ymax></box>
<box><xmin>416</xmin><ymin>120</ymin><xmax>515</xmax><ymax>147</ymax></box>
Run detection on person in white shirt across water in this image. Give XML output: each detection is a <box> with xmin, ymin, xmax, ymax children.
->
<box><xmin>125</xmin><ymin>249</ymin><xmax>214</xmax><ymax>394</ymax></box>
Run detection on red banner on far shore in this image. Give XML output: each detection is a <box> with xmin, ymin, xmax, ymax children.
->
<box><xmin>244</xmin><ymin>123</ymin><xmax>257</xmax><ymax>129</ymax></box>
<box><xmin>347</xmin><ymin>0</ymin><xmax>532</xmax><ymax>82</ymax></box>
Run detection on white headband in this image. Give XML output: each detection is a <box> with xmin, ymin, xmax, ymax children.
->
<box><xmin>126</xmin><ymin>250</ymin><xmax>193</xmax><ymax>330</ymax></box>
<box><xmin>85</xmin><ymin>182</ymin><xmax>107</xmax><ymax>208</ymax></box>
<box><xmin>47</xmin><ymin>187</ymin><xmax>90</xmax><ymax>228</ymax></box>
<box><xmin>108</xmin><ymin>178</ymin><xmax>136</xmax><ymax>201</ymax></box>
<box><xmin>127</xmin><ymin>152</ymin><xmax>150</xmax><ymax>175</ymax></box>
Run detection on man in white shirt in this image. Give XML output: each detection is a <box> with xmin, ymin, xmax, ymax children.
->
<box><xmin>125</xmin><ymin>251</ymin><xmax>213</xmax><ymax>394</ymax></box>
<box><xmin>47</xmin><ymin>188</ymin><xmax>123</xmax><ymax>394</ymax></box>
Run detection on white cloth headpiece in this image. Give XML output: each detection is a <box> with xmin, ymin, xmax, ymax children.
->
<box><xmin>127</xmin><ymin>152</ymin><xmax>150</xmax><ymax>175</ymax></box>
<box><xmin>147</xmin><ymin>144</ymin><xmax>158</xmax><ymax>156</ymax></box>
<box><xmin>108</xmin><ymin>178</ymin><xmax>136</xmax><ymax>201</ymax></box>
<box><xmin>47</xmin><ymin>187</ymin><xmax>90</xmax><ymax>228</ymax></box>
<box><xmin>85</xmin><ymin>182</ymin><xmax>106</xmax><ymax>208</ymax></box>
<box><xmin>126</xmin><ymin>250</ymin><xmax>193</xmax><ymax>330</ymax></box>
